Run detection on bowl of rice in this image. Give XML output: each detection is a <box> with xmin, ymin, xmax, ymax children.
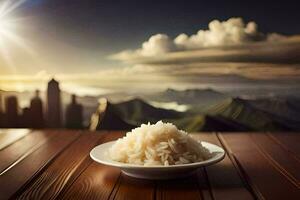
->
<box><xmin>90</xmin><ymin>121</ymin><xmax>225</xmax><ymax>179</ymax></box>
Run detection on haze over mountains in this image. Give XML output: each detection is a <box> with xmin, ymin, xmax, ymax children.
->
<box><xmin>91</xmin><ymin>89</ymin><xmax>300</xmax><ymax>132</ymax></box>
<box><xmin>1</xmin><ymin>88</ymin><xmax>300</xmax><ymax>131</ymax></box>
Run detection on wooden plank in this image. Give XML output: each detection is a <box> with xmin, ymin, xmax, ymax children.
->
<box><xmin>61</xmin><ymin>162</ymin><xmax>121</xmax><ymax>200</ymax></box>
<box><xmin>0</xmin><ymin>129</ymin><xmax>31</xmax><ymax>150</ymax></box>
<box><xmin>0</xmin><ymin>131</ymin><xmax>58</xmax><ymax>173</ymax></box>
<box><xmin>268</xmin><ymin>132</ymin><xmax>300</xmax><ymax>159</ymax></box>
<box><xmin>219</xmin><ymin>133</ymin><xmax>300</xmax><ymax>200</ymax></box>
<box><xmin>0</xmin><ymin>131</ymin><xmax>80</xmax><ymax>200</ymax></box>
<box><xmin>192</xmin><ymin>133</ymin><xmax>254</xmax><ymax>200</ymax></box>
<box><xmin>16</xmin><ymin>132</ymin><xmax>104</xmax><ymax>200</ymax></box>
<box><xmin>113</xmin><ymin>174</ymin><xmax>155</xmax><ymax>200</ymax></box>
<box><xmin>156</xmin><ymin>174</ymin><xmax>202</xmax><ymax>200</ymax></box>
<box><xmin>251</xmin><ymin>133</ymin><xmax>300</xmax><ymax>185</ymax></box>
<box><xmin>197</xmin><ymin>168</ymin><xmax>213</xmax><ymax>200</ymax></box>
<box><xmin>60</xmin><ymin>131</ymin><xmax>124</xmax><ymax>200</ymax></box>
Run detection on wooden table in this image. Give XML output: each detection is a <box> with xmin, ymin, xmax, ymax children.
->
<box><xmin>0</xmin><ymin>130</ymin><xmax>299</xmax><ymax>200</ymax></box>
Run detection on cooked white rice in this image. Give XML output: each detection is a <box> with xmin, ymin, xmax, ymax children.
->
<box><xmin>108</xmin><ymin>121</ymin><xmax>211</xmax><ymax>166</ymax></box>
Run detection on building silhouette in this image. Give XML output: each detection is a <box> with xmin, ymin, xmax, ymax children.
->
<box><xmin>47</xmin><ymin>78</ymin><xmax>62</xmax><ymax>128</ymax></box>
<box><xmin>20</xmin><ymin>107</ymin><xmax>31</xmax><ymax>128</ymax></box>
<box><xmin>30</xmin><ymin>90</ymin><xmax>44</xmax><ymax>128</ymax></box>
<box><xmin>5</xmin><ymin>96</ymin><xmax>19</xmax><ymax>127</ymax></box>
<box><xmin>0</xmin><ymin>92</ymin><xmax>2</xmax><ymax>112</ymax></box>
<box><xmin>0</xmin><ymin>93</ymin><xmax>3</xmax><ymax>127</ymax></box>
<box><xmin>65</xmin><ymin>94</ymin><xmax>83</xmax><ymax>129</ymax></box>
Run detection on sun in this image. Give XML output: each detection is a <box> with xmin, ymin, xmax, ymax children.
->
<box><xmin>0</xmin><ymin>0</ymin><xmax>34</xmax><ymax>72</ymax></box>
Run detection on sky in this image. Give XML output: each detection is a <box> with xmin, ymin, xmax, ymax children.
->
<box><xmin>0</xmin><ymin>0</ymin><xmax>300</xmax><ymax>95</ymax></box>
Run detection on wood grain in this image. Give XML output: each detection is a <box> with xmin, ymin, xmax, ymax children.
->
<box><xmin>113</xmin><ymin>174</ymin><xmax>155</xmax><ymax>200</ymax></box>
<box><xmin>197</xmin><ymin>168</ymin><xmax>213</xmax><ymax>200</ymax></box>
<box><xmin>62</xmin><ymin>163</ymin><xmax>121</xmax><ymax>200</ymax></box>
<box><xmin>268</xmin><ymin>132</ymin><xmax>300</xmax><ymax>159</ymax></box>
<box><xmin>0</xmin><ymin>130</ymin><xmax>299</xmax><ymax>200</ymax></box>
<box><xmin>0</xmin><ymin>131</ymin><xmax>80</xmax><ymax>200</ymax></box>
<box><xmin>156</xmin><ymin>174</ymin><xmax>202</xmax><ymax>200</ymax></box>
<box><xmin>16</xmin><ymin>132</ymin><xmax>103</xmax><ymax>200</ymax></box>
<box><xmin>60</xmin><ymin>132</ymin><xmax>124</xmax><ymax>200</ymax></box>
<box><xmin>0</xmin><ymin>129</ymin><xmax>31</xmax><ymax>150</ymax></box>
<box><xmin>251</xmin><ymin>133</ymin><xmax>300</xmax><ymax>185</ymax></box>
<box><xmin>193</xmin><ymin>133</ymin><xmax>254</xmax><ymax>200</ymax></box>
<box><xmin>0</xmin><ymin>131</ymin><xmax>58</xmax><ymax>173</ymax></box>
<box><xmin>219</xmin><ymin>133</ymin><xmax>300</xmax><ymax>200</ymax></box>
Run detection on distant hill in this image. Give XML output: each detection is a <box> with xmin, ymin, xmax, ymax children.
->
<box><xmin>86</xmin><ymin>92</ymin><xmax>300</xmax><ymax>131</ymax></box>
<box><xmin>170</xmin><ymin>115</ymin><xmax>251</xmax><ymax>132</ymax></box>
<box><xmin>90</xmin><ymin>97</ymin><xmax>300</xmax><ymax>132</ymax></box>
<box><xmin>112</xmin><ymin>98</ymin><xmax>184</xmax><ymax>125</ymax></box>
<box><xmin>92</xmin><ymin>98</ymin><xmax>252</xmax><ymax>132</ymax></box>
<box><xmin>146</xmin><ymin>88</ymin><xmax>228</xmax><ymax>107</ymax></box>
<box><xmin>90</xmin><ymin>99</ymin><xmax>136</xmax><ymax>131</ymax></box>
<box><xmin>249</xmin><ymin>98</ymin><xmax>300</xmax><ymax>122</ymax></box>
<box><xmin>205</xmin><ymin>98</ymin><xmax>299</xmax><ymax>131</ymax></box>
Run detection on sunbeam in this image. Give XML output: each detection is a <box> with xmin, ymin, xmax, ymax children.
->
<box><xmin>0</xmin><ymin>0</ymin><xmax>35</xmax><ymax>72</ymax></box>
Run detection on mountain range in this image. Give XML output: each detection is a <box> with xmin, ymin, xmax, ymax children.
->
<box><xmin>92</xmin><ymin>89</ymin><xmax>300</xmax><ymax>132</ymax></box>
<box><xmin>2</xmin><ymin>88</ymin><xmax>300</xmax><ymax>132</ymax></box>
<box><xmin>146</xmin><ymin>88</ymin><xmax>228</xmax><ymax>108</ymax></box>
<box><xmin>205</xmin><ymin>98</ymin><xmax>300</xmax><ymax>131</ymax></box>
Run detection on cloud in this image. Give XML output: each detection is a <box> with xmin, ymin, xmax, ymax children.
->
<box><xmin>135</xmin><ymin>37</ymin><xmax>300</xmax><ymax>65</ymax></box>
<box><xmin>108</xmin><ymin>17</ymin><xmax>300</xmax><ymax>81</ymax></box>
<box><xmin>110</xmin><ymin>34</ymin><xmax>176</xmax><ymax>60</ymax></box>
<box><xmin>110</xmin><ymin>17</ymin><xmax>289</xmax><ymax>62</ymax></box>
<box><xmin>174</xmin><ymin>18</ymin><xmax>264</xmax><ymax>49</ymax></box>
<box><xmin>140</xmin><ymin>34</ymin><xmax>176</xmax><ymax>56</ymax></box>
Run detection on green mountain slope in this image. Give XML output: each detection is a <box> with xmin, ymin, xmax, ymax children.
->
<box><xmin>110</xmin><ymin>98</ymin><xmax>252</xmax><ymax>132</ymax></box>
<box><xmin>90</xmin><ymin>99</ymin><xmax>136</xmax><ymax>131</ymax></box>
<box><xmin>205</xmin><ymin>98</ymin><xmax>294</xmax><ymax>131</ymax></box>
<box><xmin>249</xmin><ymin>98</ymin><xmax>300</xmax><ymax>122</ymax></box>
<box><xmin>91</xmin><ymin>96</ymin><xmax>300</xmax><ymax>132</ymax></box>
<box><xmin>170</xmin><ymin>115</ymin><xmax>250</xmax><ymax>132</ymax></box>
<box><xmin>112</xmin><ymin>98</ymin><xmax>184</xmax><ymax>125</ymax></box>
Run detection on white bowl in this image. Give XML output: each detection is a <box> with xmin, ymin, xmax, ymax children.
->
<box><xmin>90</xmin><ymin>141</ymin><xmax>225</xmax><ymax>180</ymax></box>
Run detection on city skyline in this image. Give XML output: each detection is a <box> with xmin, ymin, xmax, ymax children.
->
<box><xmin>0</xmin><ymin>0</ymin><xmax>299</xmax><ymax>96</ymax></box>
<box><xmin>0</xmin><ymin>78</ymin><xmax>83</xmax><ymax>129</ymax></box>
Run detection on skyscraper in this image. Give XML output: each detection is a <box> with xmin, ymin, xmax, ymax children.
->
<box><xmin>0</xmin><ymin>92</ymin><xmax>3</xmax><ymax>127</ymax></box>
<box><xmin>47</xmin><ymin>78</ymin><xmax>62</xmax><ymax>128</ymax></box>
<box><xmin>65</xmin><ymin>94</ymin><xmax>83</xmax><ymax>129</ymax></box>
<box><xmin>0</xmin><ymin>92</ymin><xmax>2</xmax><ymax>113</ymax></box>
<box><xmin>5</xmin><ymin>96</ymin><xmax>19</xmax><ymax>127</ymax></box>
<box><xmin>30</xmin><ymin>90</ymin><xmax>44</xmax><ymax>128</ymax></box>
<box><xmin>20</xmin><ymin>107</ymin><xmax>31</xmax><ymax>128</ymax></box>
